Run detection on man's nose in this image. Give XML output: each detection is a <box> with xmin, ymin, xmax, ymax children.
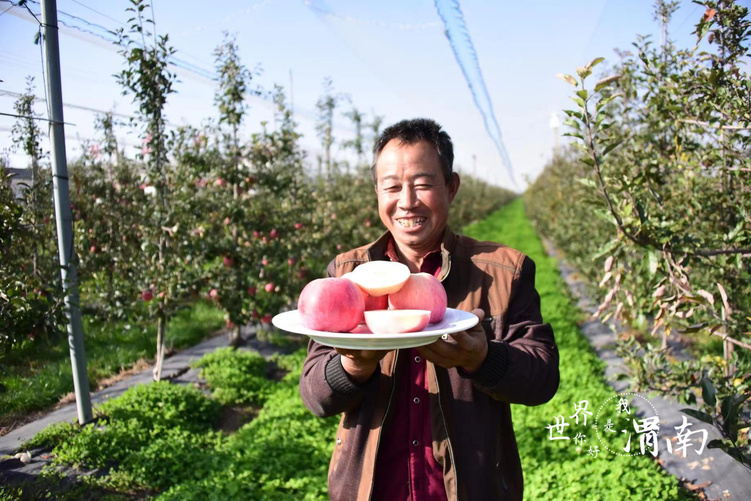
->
<box><xmin>398</xmin><ymin>186</ymin><xmax>418</xmax><ymax>209</ymax></box>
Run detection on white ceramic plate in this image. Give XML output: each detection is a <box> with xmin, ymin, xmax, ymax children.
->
<box><xmin>272</xmin><ymin>308</ymin><xmax>479</xmax><ymax>350</ymax></box>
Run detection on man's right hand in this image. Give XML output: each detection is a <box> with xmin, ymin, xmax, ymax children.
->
<box><xmin>335</xmin><ymin>348</ymin><xmax>390</xmax><ymax>383</ymax></box>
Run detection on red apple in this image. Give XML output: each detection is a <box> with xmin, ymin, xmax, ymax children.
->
<box><xmin>141</xmin><ymin>289</ymin><xmax>153</xmax><ymax>302</ymax></box>
<box><xmin>265</xmin><ymin>282</ymin><xmax>275</xmax><ymax>293</ymax></box>
<box><xmin>247</xmin><ymin>286</ymin><xmax>257</xmax><ymax>296</ymax></box>
<box><xmin>223</xmin><ymin>256</ymin><xmax>234</xmax><ymax>267</ymax></box>
<box><xmin>270</xmin><ymin>229</ymin><xmax>279</xmax><ymax>239</ymax></box>
<box><xmin>388</xmin><ymin>273</ymin><xmax>447</xmax><ymax>323</ymax></box>
<box><xmin>297</xmin><ymin>278</ymin><xmax>364</xmax><ymax>332</ymax></box>
<box><xmin>209</xmin><ymin>289</ymin><xmax>219</xmax><ymax>300</ymax></box>
<box><xmin>261</xmin><ymin>314</ymin><xmax>272</xmax><ymax>324</ymax></box>
<box><xmin>341</xmin><ymin>272</ymin><xmax>388</xmax><ymax>323</ymax></box>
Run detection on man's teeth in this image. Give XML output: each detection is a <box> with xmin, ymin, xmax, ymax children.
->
<box><xmin>397</xmin><ymin>218</ymin><xmax>426</xmax><ymax>228</ymax></box>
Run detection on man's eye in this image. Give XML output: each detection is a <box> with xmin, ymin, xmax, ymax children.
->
<box><xmin>382</xmin><ymin>185</ymin><xmax>400</xmax><ymax>192</ymax></box>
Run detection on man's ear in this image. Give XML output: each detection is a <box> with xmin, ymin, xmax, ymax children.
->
<box><xmin>448</xmin><ymin>172</ymin><xmax>460</xmax><ymax>203</ymax></box>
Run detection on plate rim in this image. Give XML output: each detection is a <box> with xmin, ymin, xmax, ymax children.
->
<box><xmin>271</xmin><ymin>307</ymin><xmax>479</xmax><ymax>349</ymax></box>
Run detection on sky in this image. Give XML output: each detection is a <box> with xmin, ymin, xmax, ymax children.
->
<box><xmin>0</xmin><ymin>0</ymin><xmax>724</xmax><ymax>190</ymax></box>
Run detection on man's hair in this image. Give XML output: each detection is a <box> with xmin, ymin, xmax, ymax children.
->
<box><xmin>371</xmin><ymin>118</ymin><xmax>454</xmax><ymax>184</ymax></box>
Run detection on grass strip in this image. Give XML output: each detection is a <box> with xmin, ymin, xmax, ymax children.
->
<box><xmin>0</xmin><ymin>301</ymin><xmax>224</xmax><ymax>428</ymax></box>
<box><xmin>463</xmin><ymin>198</ymin><xmax>693</xmax><ymax>499</ymax></box>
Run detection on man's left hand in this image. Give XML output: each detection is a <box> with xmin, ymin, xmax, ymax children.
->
<box><xmin>417</xmin><ymin>308</ymin><xmax>488</xmax><ymax>373</ymax></box>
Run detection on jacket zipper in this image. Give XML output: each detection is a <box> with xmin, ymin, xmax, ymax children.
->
<box><xmin>368</xmin><ymin>349</ymin><xmax>400</xmax><ymax>501</ymax></box>
<box><xmin>435</xmin><ymin>368</ymin><xmax>458</xmax><ymax>501</ymax></box>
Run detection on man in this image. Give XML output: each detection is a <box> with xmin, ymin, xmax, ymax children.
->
<box><xmin>300</xmin><ymin>118</ymin><xmax>559</xmax><ymax>500</ymax></box>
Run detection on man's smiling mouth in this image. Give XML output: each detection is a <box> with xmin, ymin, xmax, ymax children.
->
<box><xmin>396</xmin><ymin>217</ymin><xmax>426</xmax><ymax>228</ymax></box>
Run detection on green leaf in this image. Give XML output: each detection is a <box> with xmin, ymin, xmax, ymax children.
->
<box><xmin>726</xmin><ymin>220</ymin><xmax>744</xmax><ymax>241</ymax></box>
<box><xmin>594</xmin><ymin>75</ymin><xmax>622</xmax><ymax>92</ymax></box>
<box><xmin>556</xmin><ymin>73</ymin><xmax>578</xmax><ymax>87</ymax></box>
<box><xmin>680</xmin><ymin>408</ymin><xmax>713</xmax><ymax>425</ymax></box>
<box><xmin>563</xmin><ymin>109</ymin><xmax>584</xmax><ymax>119</ymax></box>
<box><xmin>585</xmin><ymin>57</ymin><xmax>605</xmax><ymax>70</ymax></box>
<box><xmin>576</xmin><ymin>89</ymin><xmax>589</xmax><ymax>101</ymax></box>
<box><xmin>569</xmin><ymin>96</ymin><xmax>586</xmax><ymax>109</ymax></box>
<box><xmin>593</xmin><ymin>238</ymin><xmax>619</xmax><ymax>260</ymax></box>
<box><xmin>602</xmin><ymin>139</ymin><xmax>623</xmax><ymax>156</ymax></box>
<box><xmin>678</xmin><ymin>322</ymin><xmax>708</xmax><ymax>333</ymax></box>
<box><xmin>562</xmin><ymin>132</ymin><xmax>585</xmax><ymax>140</ymax></box>
<box><xmin>698</xmin><ymin>289</ymin><xmax>716</xmax><ymax>306</ymax></box>
<box><xmin>701</xmin><ymin>376</ymin><xmax>716</xmax><ymax>408</ymax></box>
<box><xmin>579</xmin><ymin>157</ymin><xmax>595</xmax><ymax>167</ymax></box>
<box><xmin>596</xmin><ymin>93</ymin><xmax>624</xmax><ymax>110</ymax></box>
<box><xmin>720</xmin><ymin>393</ymin><xmax>751</xmax><ymax>441</ymax></box>
<box><xmin>576</xmin><ymin>66</ymin><xmax>592</xmax><ymax>80</ymax></box>
<box><xmin>563</xmin><ymin>118</ymin><xmax>582</xmax><ymax>130</ymax></box>
<box><xmin>706</xmin><ymin>439</ymin><xmax>725</xmax><ymax>449</ymax></box>
<box><xmin>572</xmin><ymin>142</ymin><xmax>589</xmax><ymax>154</ymax></box>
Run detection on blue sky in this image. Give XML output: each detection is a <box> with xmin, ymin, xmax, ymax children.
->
<box><xmin>0</xmin><ymin>0</ymin><xmax>715</xmax><ymax>189</ymax></box>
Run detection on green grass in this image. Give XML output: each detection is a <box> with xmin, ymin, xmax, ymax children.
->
<box><xmin>463</xmin><ymin>198</ymin><xmax>694</xmax><ymax>500</ymax></box>
<box><xmin>0</xmin><ymin>301</ymin><xmax>224</xmax><ymax>428</ymax></box>
<box><xmin>4</xmin><ymin>200</ymin><xmax>696</xmax><ymax>500</ymax></box>
<box><xmin>6</xmin><ymin>349</ymin><xmax>335</xmax><ymax>501</ymax></box>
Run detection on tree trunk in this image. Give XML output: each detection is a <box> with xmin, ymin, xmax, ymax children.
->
<box><xmin>229</xmin><ymin>324</ymin><xmax>242</xmax><ymax>347</ymax></box>
<box><xmin>154</xmin><ymin>312</ymin><xmax>166</xmax><ymax>381</ymax></box>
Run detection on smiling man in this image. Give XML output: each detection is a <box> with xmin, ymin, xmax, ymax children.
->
<box><xmin>300</xmin><ymin>118</ymin><xmax>559</xmax><ymax>501</ymax></box>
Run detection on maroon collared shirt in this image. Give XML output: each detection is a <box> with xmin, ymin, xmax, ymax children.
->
<box><xmin>371</xmin><ymin>238</ymin><xmax>447</xmax><ymax>500</ymax></box>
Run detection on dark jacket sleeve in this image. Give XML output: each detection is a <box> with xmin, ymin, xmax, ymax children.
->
<box><xmin>460</xmin><ymin>256</ymin><xmax>560</xmax><ymax>406</ymax></box>
<box><xmin>298</xmin><ymin>259</ymin><xmax>383</xmax><ymax>417</ymax></box>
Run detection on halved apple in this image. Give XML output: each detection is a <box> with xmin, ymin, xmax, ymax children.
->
<box><xmin>349</xmin><ymin>261</ymin><xmax>410</xmax><ymax>297</ymax></box>
<box><xmin>364</xmin><ymin>309</ymin><xmax>431</xmax><ymax>334</ymax></box>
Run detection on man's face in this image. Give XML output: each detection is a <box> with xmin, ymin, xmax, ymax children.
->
<box><xmin>374</xmin><ymin>139</ymin><xmax>459</xmax><ymax>255</ymax></box>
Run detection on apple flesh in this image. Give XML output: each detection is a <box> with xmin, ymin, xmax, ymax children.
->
<box><xmin>348</xmin><ymin>261</ymin><xmax>410</xmax><ymax>297</ymax></box>
<box><xmin>364</xmin><ymin>309</ymin><xmax>431</xmax><ymax>334</ymax></box>
<box><xmin>298</xmin><ymin>278</ymin><xmax>365</xmax><ymax>332</ymax></box>
<box><xmin>388</xmin><ymin>273</ymin><xmax>447</xmax><ymax>323</ymax></box>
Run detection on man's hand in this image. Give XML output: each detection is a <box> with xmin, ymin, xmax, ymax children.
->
<box><xmin>417</xmin><ymin>309</ymin><xmax>488</xmax><ymax>373</ymax></box>
<box><xmin>335</xmin><ymin>348</ymin><xmax>390</xmax><ymax>383</ymax></box>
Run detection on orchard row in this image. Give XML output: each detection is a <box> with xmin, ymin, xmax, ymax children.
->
<box><xmin>1</xmin><ymin>16</ymin><xmax>513</xmax><ymax>362</ymax></box>
<box><xmin>526</xmin><ymin>1</ymin><xmax>750</xmax><ymax>467</ymax></box>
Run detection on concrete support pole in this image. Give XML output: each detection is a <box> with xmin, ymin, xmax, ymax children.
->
<box><xmin>41</xmin><ymin>0</ymin><xmax>93</xmax><ymax>425</ymax></box>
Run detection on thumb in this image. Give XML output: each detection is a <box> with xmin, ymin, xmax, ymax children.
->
<box><xmin>471</xmin><ymin>308</ymin><xmax>485</xmax><ymax>324</ymax></box>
